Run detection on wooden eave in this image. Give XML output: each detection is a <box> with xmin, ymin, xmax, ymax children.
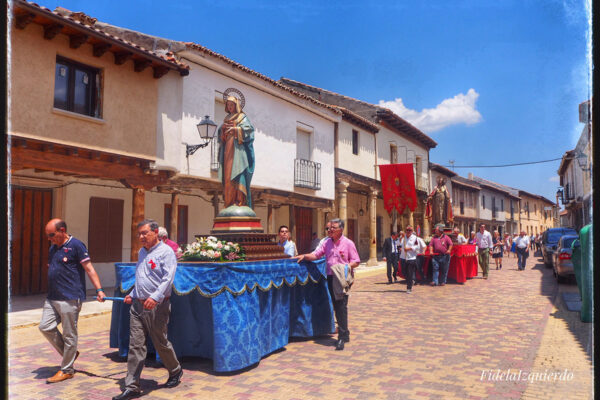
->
<box><xmin>376</xmin><ymin>109</ymin><xmax>437</xmax><ymax>149</ymax></box>
<box><xmin>255</xmin><ymin>190</ymin><xmax>333</xmax><ymax>209</ymax></box>
<box><xmin>478</xmin><ymin>182</ymin><xmax>513</xmax><ymax>196</ymax></box>
<box><xmin>12</xmin><ymin>0</ymin><xmax>189</xmax><ymax>78</ymax></box>
<box><xmin>335</xmin><ymin>168</ymin><xmax>381</xmax><ymax>193</ymax></box>
<box><xmin>10</xmin><ymin>136</ymin><xmax>172</xmax><ymax>189</ymax></box>
<box><xmin>335</xmin><ymin>107</ymin><xmax>379</xmax><ymax>133</ymax></box>
<box><xmin>165</xmin><ymin>175</ymin><xmax>334</xmax><ymax>209</ymax></box>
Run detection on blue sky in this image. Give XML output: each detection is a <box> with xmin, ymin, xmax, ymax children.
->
<box><xmin>34</xmin><ymin>0</ymin><xmax>591</xmax><ymax>202</ymax></box>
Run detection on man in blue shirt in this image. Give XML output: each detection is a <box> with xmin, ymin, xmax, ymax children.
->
<box><xmin>114</xmin><ymin>219</ymin><xmax>182</xmax><ymax>400</ymax></box>
<box><xmin>277</xmin><ymin>225</ymin><xmax>297</xmax><ymax>257</ymax></box>
<box><xmin>40</xmin><ymin>219</ymin><xmax>106</xmax><ymax>383</ymax></box>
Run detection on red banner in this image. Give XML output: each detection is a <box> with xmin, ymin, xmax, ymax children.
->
<box><xmin>378</xmin><ymin>163</ymin><xmax>418</xmax><ymax>215</ymax></box>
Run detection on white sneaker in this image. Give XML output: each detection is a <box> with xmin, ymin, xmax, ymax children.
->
<box><xmin>406</xmin><ymin>289</ymin><xmax>412</xmax><ymax>294</ymax></box>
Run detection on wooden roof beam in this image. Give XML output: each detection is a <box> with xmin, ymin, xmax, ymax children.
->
<box><xmin>69</xmin><ymin>33</ymin><xmax>89</xmax><ymax>49</ymax></box>
<box><xmin>14</xmin><ymin>12</ymin><xmax>35</xmax><ymax>29</ymax></box>
<box><xmin>153</xmin><ymin>66</ymin><xmax>169</xmax><ymax>79</ymax></box>
<box><xmin>134</xmin><ymin>59</ymin><xmax>152</xmax><ymax>72</ymax></box>
<box><xmin>93</xmin><ymin>42</ymin><xmax>112</xmax><ymax>57</ymax></box>
<box><xmin>114</xmin><ymin>51</ymin><xmax>132</xmax><ymax>65</ymax></box>
<box><xmin>43</xmin><ymin>23</ymin><xmax>63</xmax><ymax>40</ymax></box>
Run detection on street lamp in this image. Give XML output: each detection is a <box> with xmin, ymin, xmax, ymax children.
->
<box><xmin>575</xmin><ymin>151</ymin><xmax>590</xmax><ymax>171</ymax></box>
<box><xmin>185</xmin><ymin>115</ymin><xmax>217</xmax><ymax>157</ymax></box>
<box><xmin>556</xmin><ymin>187</ymin><xmax>564</xmax><ymax>204</ymax></box>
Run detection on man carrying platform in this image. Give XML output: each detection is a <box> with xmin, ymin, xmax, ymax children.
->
<box><xmin>113</xmin><ymin>219</ymin><xmax>182</xmax><ymax>400</ymax></box>
<box><xmin>296</xmin><ymin>218</ymin><xmax>360</xmax><ymax>351</ymax></box>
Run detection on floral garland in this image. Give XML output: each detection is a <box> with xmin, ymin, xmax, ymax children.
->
<box><xmin>181</xmin><ymin>236</ymin><xmax>245</xmax><ymax>262</ymax></box>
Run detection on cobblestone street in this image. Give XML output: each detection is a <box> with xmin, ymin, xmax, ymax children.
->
<box><xmin>8</xmin><ymin>253</ymin><xmax>593</xmax><ymax>399</ymax></box>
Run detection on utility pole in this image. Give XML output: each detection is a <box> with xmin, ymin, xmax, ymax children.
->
<box><xmin>449</xmin><ymin>160</ymin><xmax>455</xmax><ymax>171</ymax></box>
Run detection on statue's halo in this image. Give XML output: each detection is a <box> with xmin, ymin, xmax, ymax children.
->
<box><xmin>223</xmin><ymin>88</ymin><xmax>246</xmax><ymax>110</ymax></box>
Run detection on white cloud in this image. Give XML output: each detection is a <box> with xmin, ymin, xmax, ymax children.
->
<box><xmin>549</xmin><ymin>176</ymin><xmax>560</xmax><ymax>182</ymax></box>
<box><xmin>378</xmin><ymin>89</ymin><xmax>483</xmax><ymax>133</ymax></box>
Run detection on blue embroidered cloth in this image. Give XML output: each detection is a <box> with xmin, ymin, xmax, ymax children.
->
<box><xmin>109</xmin><ymin>258</ymin><xmax>335</xmax><ymax>372</ymax></box>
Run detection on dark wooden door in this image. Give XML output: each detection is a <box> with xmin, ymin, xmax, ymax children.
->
<box><xmin>294</xmin><ymin>206</ymin><xmax>312</xmax><ymax>254</ymax></box>
<box><xmin>10</xmin><ymin>187</ymin><xmax>53</xmax><ymax>295</ymax></box>
<box><xmin>347</xmin><ymin>218</ymin><xmax>356</xmax><ymax>243</ymax></box>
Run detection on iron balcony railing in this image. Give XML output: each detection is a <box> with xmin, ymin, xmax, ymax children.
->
<box><xmin>294</xmin><ymin>158</ymin><xmax>321</xmax><ymax>190</ymax></box>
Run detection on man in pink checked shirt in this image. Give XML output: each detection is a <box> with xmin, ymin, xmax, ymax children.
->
<box><xmin>296</xmin><ymin>218</ymin><xmax>360</xmax><ymax>351</ymax></box>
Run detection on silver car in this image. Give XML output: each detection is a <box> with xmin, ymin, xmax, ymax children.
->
<box><xmin>552</xmin><ymin>234</ymin><xmax>579</xmax><ymax>283</ymax></box>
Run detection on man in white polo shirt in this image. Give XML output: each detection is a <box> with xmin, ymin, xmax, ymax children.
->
<box><xmin>514</xmin><ymin>230</ymin><xmax>531</xmax><ymax>271</ymax></box>
<box><xmin>475</xmin><ymin>224</ymin><xmax>493</xmax><ymax>279</ymax></box>
<box><xmin>402</xmin><ymin>226</ymin><xmax>418</xmax><ymax>294</ymax></box>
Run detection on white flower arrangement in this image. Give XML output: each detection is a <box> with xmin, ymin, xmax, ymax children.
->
<box><xmin>181</xmin><ymin>236</ymin><xmax>245</xmax><ymax>262</ymax></box>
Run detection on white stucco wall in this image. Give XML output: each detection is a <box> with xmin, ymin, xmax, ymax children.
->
<box><xmin>157</xmin><ymin>57</ymin><xmax>338</xmax><ymax>200</ymax></box>
<box><xmin>477</xmin><ymin>188</ymin><xmax>494</xmax><ymax>221</ymax></box>
<box><xmin>337</xmin><ymin>121</ymin><xmax>376</xmax><ymax>179</ymax></box>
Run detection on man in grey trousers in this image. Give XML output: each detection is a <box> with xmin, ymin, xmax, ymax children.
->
<box><xmin>113</xmin><ymin>219</ymin><xmax>182</xmax><ymax>400</ymax></box>
<box><xmin>40</xmin><ymin>218</ymin><xmax>106</xmax><ymax>383</ymax></box>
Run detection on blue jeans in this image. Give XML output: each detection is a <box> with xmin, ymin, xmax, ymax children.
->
<box><xmin>432</xmin><ymin>254</ymin><xmax>450</xmax><ymax>284</ymax></box>
<box><xmin>516</xmin><ymin>247</ymin><xmax>528</xmax><ymax>270</ymax></box>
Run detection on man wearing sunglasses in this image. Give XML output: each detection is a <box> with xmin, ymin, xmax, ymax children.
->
<box><xmin>296</xmin><ymin>218</ymin><xmax>360</xmax><ymax>351</ymax></box>
<box><xmin>40</xmin><ymin>218</ymin><xmax>106</xmax><ymax>383</ymax></box>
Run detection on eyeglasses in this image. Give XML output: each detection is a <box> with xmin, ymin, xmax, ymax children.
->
<box><xmin>326</xmin><ymin>226</ymin><xmax>340</xmax><ymax>231</ymax></box>
<box><xmin>138</xmin><ymin>230</ymin><xmax>153</xmax><ymax>237</ymax></box>
<box><xmin>47</xmin><ymin>232</ymin><xmax>57</xmax><ymax>238</ymax></box>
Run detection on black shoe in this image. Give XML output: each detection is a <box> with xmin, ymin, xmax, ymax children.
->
<box><xmin>112</xmin><ymin>389</ymin><xmax>141</xmax><ymax>400</ymax></box>
<box><xmin>164</xmin><ymin>369</ymin><xmax>183</xmax><ymax>388</ymax></box>
<box><xmin>335</xmin><ymin>339</ymin><xmax>345</xmax><ymax>351</ymax></box>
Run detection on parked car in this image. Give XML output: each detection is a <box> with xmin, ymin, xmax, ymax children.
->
<box><xmin>541</xmin><ymin>227</ymin><xmax>578</xmax><ymax>268</ymax></box>
<box><xmin>552</xmin><ymin>234</ymin><xmax>579</xmax><ymax>283</ymax></box>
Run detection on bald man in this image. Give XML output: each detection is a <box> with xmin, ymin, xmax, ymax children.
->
<box><xmin>40</xmin><ymin>219</ymin><xmax>106</xmax><ymax>383</ymax></box>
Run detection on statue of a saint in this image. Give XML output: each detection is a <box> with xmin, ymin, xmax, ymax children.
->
<box><xmin>425</xmin><ymin>176</ymin><xmax>453</xmax><ymax>227</ymax></box>
<box><xmin>218</xmin><ymin>89</ymin><xmax>255</xmax><ymax>209</ymax></box>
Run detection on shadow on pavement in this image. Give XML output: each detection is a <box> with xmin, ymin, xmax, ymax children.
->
<box><xmin>531</xmin><ymin>255</ymin><xmax>592</xmax><ymax>362</ymax></box>
<box><xmin>31</xmin><ymin>366</ymin><xmax>58</xmax><ymax>380</ymax></box>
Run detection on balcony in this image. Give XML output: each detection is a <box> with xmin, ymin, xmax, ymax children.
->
<box><xmin>294</xmin><ymin>158</ymin><xmax>321</xmax><ymax>190</ymax></box>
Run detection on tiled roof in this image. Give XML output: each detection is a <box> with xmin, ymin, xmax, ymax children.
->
<box><xmin>451</xmin><ymin>175</ymin><xmax>481</xmax><ymax>190</ymax></box>
<box><xmin>12</xmin><ymin>0</ymin><xmax>190</xmax><ymax>75</ymax></box>
<box><xmin>330</xmin><ymin>105</ymin><xmax>379</xmax><ymax>133</ymax></box>
<box><xmin>470</xmin><ymin>175</ymin><xmax>520</xmax><ymax>198</ymax></box>
<box><xmin>184</xmin><ymin>43</ymin><xmax>342</xmax><ymax>116</ymax></box>
<box><xmin>279</xmin><ymin>77</ymin><xmax>437</xmax><ymax>149</ymax></box>
<box><xmin>557</xmin><ymin>149</ymin><xmax>576</xmax><ymax>175</ymax></box>
<box><xmin>429</xmin><ymin>162</ymin><xmax>457</xmax><ymax>177</ymax></box>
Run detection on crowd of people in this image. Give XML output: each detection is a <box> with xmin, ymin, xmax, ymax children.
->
<box><xmin>380</xmin><ymin>223</ymin><xmax>539</xmax><ymax>291</ymax></box>
<box><xmin>38</xmin><ymin>214</ymin><xmax>541</xmax><ymax>396</ymax></box>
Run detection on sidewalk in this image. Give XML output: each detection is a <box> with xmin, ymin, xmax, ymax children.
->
<box><xmin>7</xmin><ymin>262</ymin><xmax>387</xmax><ymax>329</ymax></box>
<box><xmin>8</xmin><ymin>288</ymin><xmax>115</xmax><ymax>329</ymax></box>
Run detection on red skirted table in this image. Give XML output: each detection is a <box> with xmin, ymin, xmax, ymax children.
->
<box><xmin>448</xmin><ymin>244</ymin><xmax>478</xmax><ymax>283</ymax></box>
<box><xmin>396</xmin><ymin>245</ymin><xmax>478</xmax><ymax>284</ymax></box>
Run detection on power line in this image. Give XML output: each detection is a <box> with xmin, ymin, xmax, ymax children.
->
<box><xmin>443</xmin><ymin>157</ymin><xmax>563</xmax><ymax>168</ymax></box>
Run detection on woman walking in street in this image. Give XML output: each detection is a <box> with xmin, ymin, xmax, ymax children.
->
<box><xmin>468</xmin><ymin>231</ymin><xmax>477</xmax><ymax>245</ymax></box>
<box><xmin>504</xmin><ymin>233</ymin><xmax>512</xmax><ymax>258</ymax></box>
<box><xmin>492</xmin><ymin>230</ymin><xmax>503</xmax><ymax>270</ymax></box>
